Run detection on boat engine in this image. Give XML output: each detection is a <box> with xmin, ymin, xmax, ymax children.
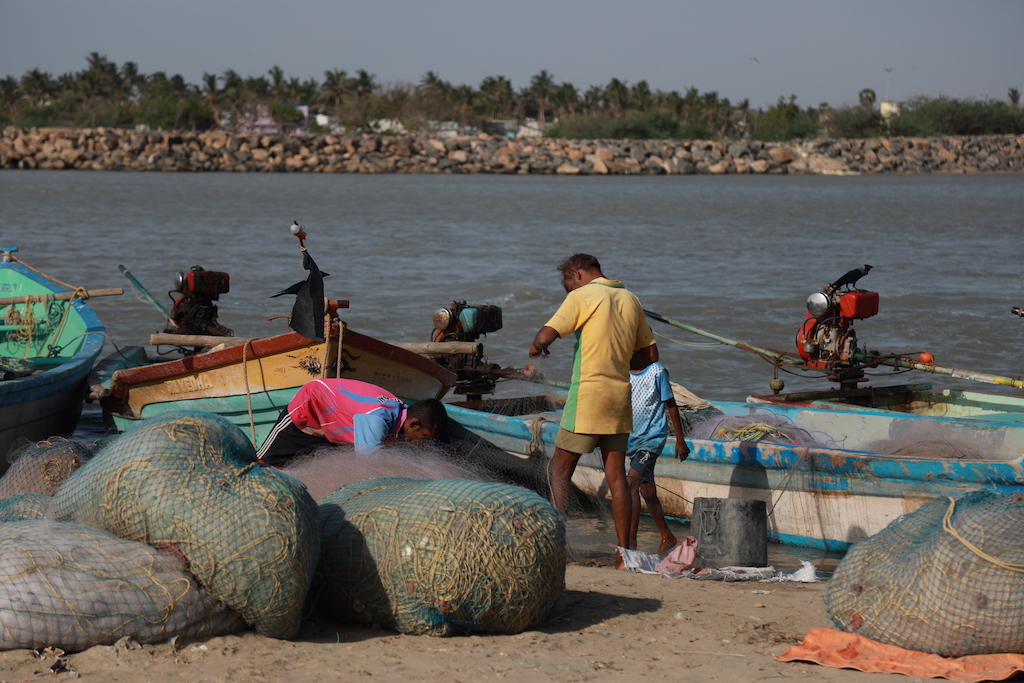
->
<box><xmin>429</xmin><ymin>300</ymin><xmax>532</xmax><ymax>399</ymax></box>
<box><xmin>796</xmin><ymin>275</ymin><xmax>879</xmax><ymax>385</ymax></box>
<box><xmin>166</xmin><ymin>265</ymin><xmax>233</xmax><ymax>337</ymax></box>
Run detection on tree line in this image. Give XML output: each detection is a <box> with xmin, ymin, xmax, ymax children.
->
<box><xmin>2</xmin><ymin>53</ymin><xmax>1022</xmax><ymax>140</ymax></box>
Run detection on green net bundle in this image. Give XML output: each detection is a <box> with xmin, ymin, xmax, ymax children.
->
<box><xmin>315</xmin><ymin>477</ymin><xmax>566</xmax><ymax>636</ymax></box>
<box><xmin>0</xmin><ymin>520</ymin><xmax>245</xmax><ymax>651</ymax></box>
<box><xmin>825</xmin><ymin>490</ymin><xmax>1024</xmax><ymax>656</ymax></box>
<box><xmin>0</xmin><ymin>437</ymin><xmax>91</xmax><ymax>499</ymax></box>
<box><xmin>48</xmin><ymin>411</ymin><xmax>320</xmax><ymax>639</ymax></box>
<box><xmin>0</xmin><ymin>493</ymin><xmax>50</xmax><ymax>521</ymax></box>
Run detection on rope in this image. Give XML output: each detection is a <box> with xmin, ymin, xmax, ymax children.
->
<box><xmin>6</xmin><ymin>254</ymin><xmax>77</xmax><ymax>290</ymax></box>
<box><xmin>46</xmin><ymin>288</ymin><xmax>88</xmax><ymax>357</ymax></box>
<box><xmin>241</xmin><ymin>339</ymin><xmax>259</xmax><ymax>445</ymax></box>
<box><xmin>942</xmin><ymin>496</ymin><xmax>1024</xmax><ymax>573</ymax></box>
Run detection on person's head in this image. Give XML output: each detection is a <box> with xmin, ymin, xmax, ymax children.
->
<box><xmin>557</xmin><ymin>253</ymin><xmax>603</xmax><ymax>292</ymax></box>
<box><xmin>398</xmin><ymin>398</ymin><xmax>449</xmax><ymax>445</ymax></box>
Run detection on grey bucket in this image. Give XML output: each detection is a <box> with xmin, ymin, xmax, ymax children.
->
<box><xmin>692</xmin><ymin>497</ymin><xmax>768</xmax><ymax>568</ymax></box>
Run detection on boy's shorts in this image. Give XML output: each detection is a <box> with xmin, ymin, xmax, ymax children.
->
<box><xmin>555</xmin><ymin>429</ymin><xmax>629</xmax><ymax>454</ymax></box>
<box><xmin>628</xmin><ymin>449</ymin><xmax>660</xmax><ymax>483</ymax></box>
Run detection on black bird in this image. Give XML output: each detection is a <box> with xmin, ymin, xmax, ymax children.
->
<box><xmin>828</xmin><ymin>264</ymin><xmax>872</xmax><ymax>292</ymax></box>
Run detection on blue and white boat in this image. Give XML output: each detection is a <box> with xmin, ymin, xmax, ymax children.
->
<box><xmin>444</xmin><ymin>389</ymin><xmax>1024</xmax><ymax>551</ymax></box>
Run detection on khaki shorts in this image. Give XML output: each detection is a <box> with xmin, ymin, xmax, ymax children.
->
<box><xmin>555</xmin><ymin>428</ymin><xmax>629</xmax><ymax>454</ymax></box>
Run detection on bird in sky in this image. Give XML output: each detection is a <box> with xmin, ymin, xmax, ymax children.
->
<box><xmin>828</xmin><ymin>265</ymin><xmax>872</xmax><ymax>292</ymax></box>
<box><xmin>749</xmin><ymin>57</ymin><xmax>760</xmax><ymax>64</ymax></box>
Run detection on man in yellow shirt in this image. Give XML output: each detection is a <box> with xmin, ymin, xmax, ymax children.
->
<box><xmin>529</xmin><ymin>254</ymin><xmax>657</xmax><ymax>568</ymax></box>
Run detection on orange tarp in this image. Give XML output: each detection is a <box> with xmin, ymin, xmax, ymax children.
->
<box><xmin>776</xmin><ymin>628</ymin><xmax>1024</xmax><ymax>682</ymax></box>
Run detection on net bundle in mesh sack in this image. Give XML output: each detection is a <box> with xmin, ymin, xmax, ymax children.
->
<box><xmin>48</xmin><ymin>411</ymin><xmax>320</xmax><ymax>639</ymax></box>
<box><xmin>0</xmin><ymin>493</ymin><xmax>50</xmax><ymax>521</ymax></box>
<box><xmin>825</xmin><ymin>490</ymin><xmax>1024</xmax><ymax>656</ymax></box>
<box><xmin>0</xmin><ymin>519</ymin><xmax>244</xmax><ymax>651</ymax></box>
<box><xmin>0</xmin><ymin>436</ymin><xmax>91</xmax><ymax>499</ymax></box>
<box><xmin>316</xmin><ymin>477</ymin><xmax>566</xmax><ymax>636</ymax></box>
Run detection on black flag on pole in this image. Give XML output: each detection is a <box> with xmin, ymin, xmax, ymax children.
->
<box><xmin>272</xmin><ymin>249</ymin><xmax>328</xmax><ymax>342</ymax></box>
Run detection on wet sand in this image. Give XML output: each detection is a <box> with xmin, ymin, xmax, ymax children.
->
<box><xmin>0</xmin><ymin>560</ymin><xmax>894</xmax><ymax>682</ymax></box>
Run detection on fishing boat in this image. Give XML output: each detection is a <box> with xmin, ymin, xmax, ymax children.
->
<box><xmin>443</xmin><ymin>387</ymin><xmax>1024</xmax><ymax>551</ymax></box>
<box><xmin>641</xmin><ymin>265</ymin><xmax>1024</xmax><ymax>423</ymax></box>
<box><xmin>0</xmin><ymin>247</ymin><xmax>113</xmax><ymax>462</ymax></box>
<box><xmin>434</xmin><ymin>266</ymin><xmax>1024</xmax><ymax>551</ymax></box>
<box><xmin>96</xmin><ymin>328</ymin><xmax>457</xmax><ymax>446</ymax></box>
<box><xmin>93</xmin><ymin>226</ymin><xmax>457</xmax><ymax>446</ymax></box>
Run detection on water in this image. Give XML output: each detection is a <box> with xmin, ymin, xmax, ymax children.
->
<box><xmin>2</xmin><ymin>170</ymin><xmax>1021</xmax><ymax>569</ymax></box>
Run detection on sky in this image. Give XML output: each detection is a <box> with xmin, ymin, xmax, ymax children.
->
<box><xmin>2</xmin><ymin>0</ymin><xmax>1022</xmax><ymax>110</ymax></box>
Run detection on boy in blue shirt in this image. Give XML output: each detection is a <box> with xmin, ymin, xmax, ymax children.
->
<box><xmin>627</xmin><ymin>359</ymin><xmax>689</xmax><ymax>553</ymax></box>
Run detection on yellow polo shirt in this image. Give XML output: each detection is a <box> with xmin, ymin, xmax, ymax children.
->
<box><xmin>544</xmin><ymin>277</ymin><xmax>655</xmax><ymax>434</ymax></box>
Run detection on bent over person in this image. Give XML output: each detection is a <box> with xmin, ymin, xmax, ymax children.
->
<box><xmin>256</xmin><ymin>378</ymin><xmax>448</xmax><ymax>467</ymax></box>
<box><xmin>528</xmin><ymin>253</ymin><xmax>657</xmax><ymax>568</ymax></box>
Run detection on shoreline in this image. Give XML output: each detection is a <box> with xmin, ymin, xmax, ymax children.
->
<box><xmin>2</xmin><ymin>126</ymin><xmax>1021</xmax><ymax>176</ymax></box>
<box><xmin>0</xmin><ymin>562</ymin><xmax>884</xmax><ymax>682</ymax></box>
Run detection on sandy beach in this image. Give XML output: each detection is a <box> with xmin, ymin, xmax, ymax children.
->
<box><xmin>0</xmin><ymin>559</ymin><xmax>902</xmax><ymax>683</ymax></box>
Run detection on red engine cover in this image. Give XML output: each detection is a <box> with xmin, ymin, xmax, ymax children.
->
<box><xmin>186</xmin><ymin>270</ymin><xmax>230</xmax><ymax>297</ymax></box>
<box><xmin>839</xmin><ymin>291</ymin><xmax>878</xmax><ymax>319</ymax></box>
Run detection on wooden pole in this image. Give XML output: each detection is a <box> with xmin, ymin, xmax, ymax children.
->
<box><xmin>0</xmin><ymin>287</ymin><xmax>124</xmax><ymax>306</ymax></box>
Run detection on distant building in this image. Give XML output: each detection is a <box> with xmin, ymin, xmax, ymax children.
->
<box><xmin>516</xmin><ymin>119</ymin><xmax>552</xmax><ymax>139</ymax></box>
<box><xmin>880</xmin><ymin>101</ymin><xmax>900</xmax><ymax>120</ymax></box>
<box><xmin>237</xmin><ymin>104</ymin><xmax>310</xmax><ymax>134</ymax></box>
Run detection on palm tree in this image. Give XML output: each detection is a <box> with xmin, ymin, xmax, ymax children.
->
<box><xmin>0</xmin><ymin>76</ymin><xmax>21</xmax><ymax>116</ymax></box>
<box><xmin>354</xmin><ymin>69</ymin><xmax>376</xmax><ymax>97</ymax></box>
<box><xmin>631</xmin><ymin>80</ymin><xmax>652</xmax><ymax>113</ymax></box>
<box><xmin>20</xmin><ymin>68</ymin><xmax>55</xmax><ymax>107</ymax></box>
<box><xmin>552</xmin><ymin>82</ymin><xmax>579</xmax><ymax>119</ymax></box>
<box><xmin>321</xmin><ymin>69</ymin><xmax>352</xmax><ymax>111</ymax></box>
<box><xmin>859</xmin><ymin>88</ymin><xmax>876</xmax><ymax>110</ymax></box>
<box><xmin>581</xmin><ymin>85</ymin><xmax>604</xmax><ymax>115</ymax></box>
<box><xmin>529</xmin><ymin>70</ymin><xmax>556</xmax><ymax>123</ymax></box>
<box><xmin>269</xmin><ymin>65</ymin><xmax>286</xmax><ymax>100</ymax></box>
<box><xmin>479</xmin><ymin>75</ymin><xmax>513</xmax><ymax>118</ymax></box>
<box><xmin>202</xmin><ymin>72</ymin><xmax>222</xmax><ymax>127</ymax></box>
<box><xmin>605</xmin><ymin>78</ymin><xmax>629</xmax><ymax>118</ymax></box>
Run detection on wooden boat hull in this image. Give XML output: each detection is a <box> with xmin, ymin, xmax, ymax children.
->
<box><xmin>748</xmin><ymin>383</ymin><xmax>1024</xmax><ymax>423</ymax></box>
<box><xmin>100</xmin><ymin>327</ymin><xmax>456</xmax><ymax>446</ymax></box>
<box><xmin>443</xmin><ymin>395</ymin><xmax>1024</xmax><ymax>551</ymax></box>
<box><xmin>0</xmin><ymin>255</ymin><xmax>105</xmax><ymax>462</ymax></box>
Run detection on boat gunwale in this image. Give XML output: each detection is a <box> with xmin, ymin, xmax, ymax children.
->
<box><xmin>106</xmin><ymin>327</ymin><xmax>456</xmax><ymax>400</ymax></box>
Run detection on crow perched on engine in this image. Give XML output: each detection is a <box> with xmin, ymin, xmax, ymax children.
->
<box><xmin>827</xmin><ymin>264</ymin><xmax>872</xmax><ymax>293</ymax></box>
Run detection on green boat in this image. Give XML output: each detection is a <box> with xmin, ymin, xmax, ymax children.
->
<box><xmin>0</xmin><ymin>247</ymin><xmax>110</xmax><ymax>464</ymax></box>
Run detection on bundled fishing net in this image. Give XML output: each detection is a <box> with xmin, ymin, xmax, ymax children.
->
<box><xmin>0</xmin><ymin>493</ymin><xmax>50</xmax><ymax>520</ymax></box>
<box><xmin>825</xmin><ymin>490</ymin><xmax>1024</xmax><ymax>656</ymax></box>
<box><xmin>316</xmin><ymin>477</ymin><xmax>565</xmax><ymax>636</ymax></box>
<box><xmin>689</xmin><ymin>411</ymin><xmax>832</xmax><ymax>448</ymax></box>
<box><xmin>0</xmin><ymin>356</ymin><xmax>34</xmax><ymax>380</ymax></box>
<box><xmin>0</xmin><ymin>436</ymin><xmax>91</xmax><ymax>499</ymax></box>
<box><xmin>48</xmin><ymin>411</ymin><xmax>320</xmax><ymax>639</ymax></box>
<box><xmin>0</xmin><ymin>520</ymin><xmax>244</xmax><ymax>651</ymax></box>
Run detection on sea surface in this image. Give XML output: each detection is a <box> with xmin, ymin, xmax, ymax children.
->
<box><xmin>2</xmin><ymin>170</ymin><xmax>1021</xmax><ymax>569</ymax></box>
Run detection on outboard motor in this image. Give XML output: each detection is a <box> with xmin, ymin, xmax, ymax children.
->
<box><xmin>166</xmin><ymin>265</ymin><xmax>233</xmax><ymax>337</ymax></box>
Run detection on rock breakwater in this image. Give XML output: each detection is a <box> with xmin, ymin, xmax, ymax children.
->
<box><xmin>2</xmin><ymin>127</ymin><xmax>1022</xmax><ymax>175</ymax></box>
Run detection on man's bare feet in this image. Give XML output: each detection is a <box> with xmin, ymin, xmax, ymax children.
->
<box><xmin>615</xmin><ymin>548</ymin><xmax>628</xmax><ymax>570</ymax></box>
<box><xmin>658</xmin><ymin>534</ymin><xmax>678</xmax><ymax>555</ymax></box>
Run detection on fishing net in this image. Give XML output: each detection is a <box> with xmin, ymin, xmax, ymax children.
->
<box><xmin>0</xmin><ymin>356</ymin><xmax>34</xmax><ymax>380</ymax></box>
<box><xmin>0</xmin><ymin>519</ymin><xmax>244</xmax><ymax>651</ymax></box>
<box><xmin>315</xmin><ymin>477</ymin><xmax>566</xmax><ymax>636</ymax></box>
<box><xmin>0</xmin><ymin>493</ymin><xmax>50</xmax><ymax>520</ymax></box>
<box><xmin>0</xmin><ymin>437</ymin><xmax>91</xmax><ymax>499</ymax></box>
<box><xmin>47</xmin><ymin>411</ymin><xmax>321</xmax><ymax>639</ymax></box>
<box><xmin>825</xmin><ymin>490</ymin><xmax>1024</xmax><ymax>656</ymax></box>
<box><xmin>689</xmin><ymin>411</ymin><xmax>833</xmax><ymax>448</ymax></box>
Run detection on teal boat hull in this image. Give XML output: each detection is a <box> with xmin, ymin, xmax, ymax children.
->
<box><xmin>444</xmin><ymin>393</ymin><xmax>1024</xmax><ymax>551</ymax></box>
<box><xmin>0</xmin><ymin>251</ymin><xmax>105</xmax><ymax>462</ymax></box>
